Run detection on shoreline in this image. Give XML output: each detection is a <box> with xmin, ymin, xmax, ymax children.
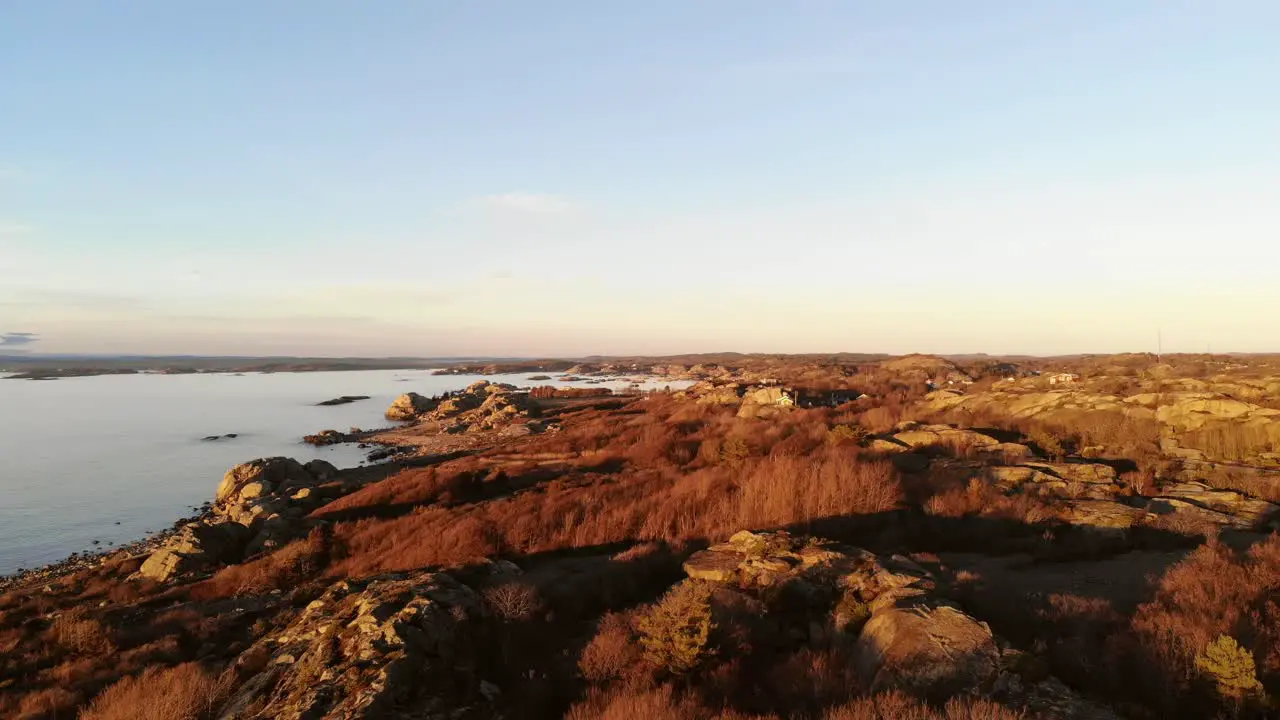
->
<box><xmin>0</xmin><ymin>372</ymin><xmax>678</xmax><ymax>588</ymax></box>
<box><xmin>0</xmin><ymin>502</ymin><xmax>216</xmax><ymax>593</ymax></box>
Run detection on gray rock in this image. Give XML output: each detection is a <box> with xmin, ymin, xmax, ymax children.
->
<box><xmin>216</xmin><ymin>571</ymin><xmax>489</xmax><ymax>720</ymax></box>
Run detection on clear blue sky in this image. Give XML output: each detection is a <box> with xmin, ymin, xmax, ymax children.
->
<box><xmin>3</xmin><ymin>2</ymin><xmax>1278</xmax><ymax>356</ymax></box>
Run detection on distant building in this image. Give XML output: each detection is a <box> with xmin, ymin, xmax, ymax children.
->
<box><xmin>1047</xmin><ymin>372</ymin><xmax>1079</xmax><ymax>385</ymax></box>
<box><xmin>794</xmin><ymin>389</ymin><xmax>861</xmax><ymax>408</ymax></box>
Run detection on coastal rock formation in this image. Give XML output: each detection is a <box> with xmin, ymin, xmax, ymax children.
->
<box><xmin>316</xmin><ymin>395</ymin><xmax>370</xmax><ymax>406</ymax></box>
<box><xmin>217</xmin><ymin>571</ymin><xmax>490</xmax><ymax>719</ymax></box>
<box><xmin>385</xmin><ymin>392</ymin><xmax>437</xmax><ymax>421</ymax></box>
<box><xmin>139</xmin><ymin>521</ymin><xmax>249</xmax><ymax>582</ymax></box>
<box><xmin>141</xmin><ymin>457</ymin><xmax>338</xmax><ymax>582</ymax></box>
<box><xmin>215</xmin><ymin>457</ymin><xmax>315</xmax><ymax>515</ymax></box>
<box><xmin>416</xmin><ymin>382</ymin><xmax>531</xmax><ymax>434</ymax></box>
<box><xmin>215</xmin><ymin>458</ymin><xmax>333</xmax><ymax>555</ymax></box>
<box><xmin>681</xmin><ymin>531</ymin><xmax>1116</xmax><ymax>717</ymax></box>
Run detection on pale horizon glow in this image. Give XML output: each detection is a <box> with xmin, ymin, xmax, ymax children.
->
<box><xmin>3</xmin><ymin>2</ymin><xmax>1279</xmax><ymax>357</ymax></box>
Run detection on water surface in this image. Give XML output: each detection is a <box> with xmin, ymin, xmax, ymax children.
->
<box><xmin>0</xmin><ymin>369</ymin><xmax>676</xmax><ymax>574</ymax></box>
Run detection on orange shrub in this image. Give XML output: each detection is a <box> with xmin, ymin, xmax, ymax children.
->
<box><xmin>81</xmin><ymin>662</ymin><xmax>232</xmax><ymax>720</ymax></box>
<box><xmin>579</xmin><ymin>612</ymin><xmax>641</xmax><ymax>682</ymax></box>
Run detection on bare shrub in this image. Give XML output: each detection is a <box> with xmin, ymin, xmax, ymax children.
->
<box><xmin>565</xmin><ymin>683</ymin><xmax>704</xmax><ymax>720</ymax></box>
<box><xmin>52</xmin><ymin>607</ymin><xmax>115</xmax><ymax>654</ymax></box>
<box><xmin>828</xmin><ymin>424</ymin><xmax>869</xmax><ymax>446</ymax></box>
<box><xmin>734</xmin><ymin>449</ymin><xmax>902</xmax><ymax>530</ymax></box>
<box><xmin>1181</xmin><ymin>422</ymin><xmax>1279</xmax><ymax>463</ymax></box>
<box><xmin>823</xmin><ymin>691</ymin><xmax>1025</xmax><ymax>719</ymax></box>
<box><xmin>1133</xmin><ymin>535</ymin><xmax>1280</xmax><ymax>710</ymax></box>
<box><xmin>719</xmin><ymin>437</ymin><xmax>752</xmax><ymax>467</ymax></box>
<box><xmin>16</xmin><ymin>687</ymin><xmax>80</xmax><ymax>720</ymax></box>
<box><xmin>483</xmin><ymin>582</ymin><xmax>541</xmax><ymax>622</ymax></box>
<box><xmin>81</xmin><ymin>662</ymin><xmax>233</xmax><ymax>720</ymax></box>
<box><xmin>579</xmin><ymin>612</ymin><xmax>640</xmax><ymax>682</ymax></box>
<box><xmin>759</xmin><ymin>645</ymin><xmax>860</xmax><ymax>713</ymax></box>
<box><xmin>197</xmin><ymin>536</ymin><xmax>323</xmax><ymax>599</ymax></box>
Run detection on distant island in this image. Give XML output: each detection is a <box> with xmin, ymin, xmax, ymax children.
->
<box><xmin>0</xmin><ymin>355</ymin><xmax>478</xmax><ymax>380</ymax></box>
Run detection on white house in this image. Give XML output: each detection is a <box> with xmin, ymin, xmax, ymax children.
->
<box><xmin>1047</xmin><ymin>372</ymin><xmax>1080</xmax><ymax>385</ymax></box>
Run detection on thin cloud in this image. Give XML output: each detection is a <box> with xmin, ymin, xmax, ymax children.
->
<box><xmin>476</xmin><ymin>192</ymin><xmax>576</xmax><ymax>214</ymax></box>
<box><xmin>0</xmin><ymin>332</ymin><xmax>39</xmax><ymax>347</ymax></box>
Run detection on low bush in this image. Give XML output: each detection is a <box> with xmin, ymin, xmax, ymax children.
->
<box><xmin>637</xmin><ymin>582</ymin><xmax>715</xmax><ymax>675</ymax></box>
<box><xmin>579</xmin><ymin>612</ymin><xmax>640</xmax><ymax>682</ymax></box>
<box><xmin>80</xmin><ymin>662</ymin><xmax>232</xmax><ymax>720</ymax></box>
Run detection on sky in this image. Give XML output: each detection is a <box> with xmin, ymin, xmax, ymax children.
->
<box><xmin>3</xmin><ymin>1</ymin><xmax>1279</xmax><ymax>357</ymax></box>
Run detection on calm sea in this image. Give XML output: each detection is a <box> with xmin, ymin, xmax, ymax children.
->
<box><xmin>0</xmin><ymin>369</ymin><xmax>672</xmax><ymax>575</ymax></box>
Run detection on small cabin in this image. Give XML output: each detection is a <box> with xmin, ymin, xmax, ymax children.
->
<box><xmin>1047</xmin><ymin>372</ymin><xmax>1080</xmax><ymax>385</ymax></box>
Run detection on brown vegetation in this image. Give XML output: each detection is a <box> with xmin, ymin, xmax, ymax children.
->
<box><xmin>80</xmin><ymin>662</ymin><xmax>232</xmax><ymax>720</ymax></box>
<box><xmin>4</xmin><ymin>354</ymin><xmax>1280</xmax><ymax>718</ymax></box>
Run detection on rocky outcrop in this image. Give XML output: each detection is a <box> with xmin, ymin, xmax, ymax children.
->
<box><xmin>215</xmin><ymin>458</ymin><xmax>336</xmax><ymax>555</ymax></box>
<box><xmin>217</xmin><ymin>571</ymin><xmax>492</xmax><ymax>720</ymax></box>
<box><xmin>918</xmin><ymin>384</ymin><xmax>1280</xmax><ymax>463</ymax></box>
<box><xmin>692</xmin><ymin>382</ymin><xmax>743</xmax><ymax>405</ymax></box>
<box><xmin>385</xmin><ymin>392</ymin><xmax>437</xmax><ymax>421</ymax></box>
<box><xmin>216</xmin><ymin>458</ymin><xmax>314</xmax><ymax>520</ymax></box>
<box><xmin>892</xmin><ymin>424</ymin><xmax>1000</xmax><ymax>451</ymax></box>
<box><xmin>953</xmin><ymin>454</ymin><xmax>1280</xmax><ymax>535</ymax></box>
<box><xmin>685</xmin><ymin>532</ymin><xmax>996</xmax><ymax>696</ymax></box>
<box><xmin>317</xmin><ymin>395</ymin><xmax>370</xmax><ymax>407</ymax></box>
<box><xmin>986</xmin><ymin>462</ymin><xmax>1120</xmax><ymax>500</ymax></box>
<box><xmin>680</xmin><ymin>531</ymin><xmax>1116</xmax><ymax>717</ymax></box>
<box><xmin>139</xmin><ymin>521</ymin><xmax>249</xmax><ymax>582</ymax></box>
<box><xmin>881</xmin><ymin>355</ymin><xmax>973</xmax><ymax>384</ymax></box>
<box><xmin>1141</xmin><ymin>482</ymin><xmax>1280</xmax><ymax>531</ymax></box>
<box><xmin>1140</xmin><ymin>393</ymin><xmax>1280</xmax><ymax>431</ymax></box>
<box><xmin>737</xmin><ymin>390</ymin><xmax>794</xmax><ymax>419</ymax></box>
<box><xmin>141</xmin><ymin>458</ymin><xmax>339</xmax><ymax>582</ymax></box>
<box><xmin>855</xmin><ymin>596</ymin><xmax>999</xmax><ymax>698</ymax></box>
<box><xmin>391</xmin><ymin>382</ymin><xmax>534</xmax><ymax>435</ymax></box>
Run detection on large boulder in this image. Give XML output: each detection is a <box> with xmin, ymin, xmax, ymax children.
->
<box><xmin>216</xmin><ymin>571</ymin><xmax>490</xmax><ymax>720</ymax></box>
<box><xmin>143</xmin><ymin>458</ymin><xmax>332</xmax><ymax>582</ymax></box>
<box><xmin>385</xmin><ymin>392</ymin><xmax>437</xmax><ymax>421</ymax></box>
<box><xmin>215</xmin><ymin>457</ymin><xmax>314</xmax><ymax>508</ymax></box>
<box><xmin>854</xmin><ymin>597</ymin><xmax>999</xmax><ymax>699</ymax></box>
<box><xmin>139</xmin><ymin>522</ymin><xmax>250</xmax><ymax>582</ymax></box>
<box><xmin>218</xmin><ymin>460</ymin><xmax>330</xmax><ymax>555</ymax></box>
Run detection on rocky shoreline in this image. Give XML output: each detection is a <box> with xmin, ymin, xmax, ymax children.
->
<box><xmin>0</xmin><ymin>501</ymin><xmax>217</xmax><ymax>593</ymax></box>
